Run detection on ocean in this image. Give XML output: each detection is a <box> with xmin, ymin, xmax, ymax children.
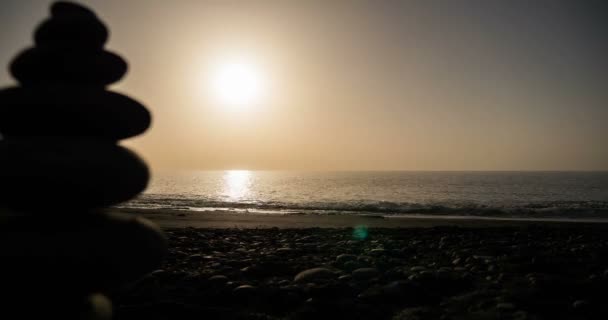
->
<box><xmin>121</xmin><ymin>171</ymin><xmax>608</xmax><ymax>219</ymax></box>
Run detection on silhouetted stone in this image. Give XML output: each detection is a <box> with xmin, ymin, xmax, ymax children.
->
<box><xmin>352</xmin><ymin>267</ymin><xmax>380</xmax><ymax>280</ymax></box>
<box><xmin>0</xmin><ymin>213</ymin><xmax>167</xmax><ymax>292</ymax></box>
<box><xmin>0</xmin><ymin>87</ymin><xmax>151</xmax><ymax>139</ymax></box>
<box><xmin>2</xmin><ymin>293</ymin><xmax>114</xmax><ymax>320</ymax></box>
<box><xmin>0</xmin><ymin>139</ymin><xmax>149</xmax><ymax>210</ymax></box>
<box><xmin>294</xmin><ymin>268</ymin><xmax>336</xmax><ymax>283</ymax></box>
<box><xmin>35</xmin><ymin>17</ymin><xmax>108</xmax><ymax>50</ymax></box>
<box><xmin>10</xmin><ymin>48</ymin><xmax>127</xmax><ymax>86</ymax></box>
<box><xmin>232</xmin><ymin>285</ymin><xmax>258</xmax><ymax>299</ymax></box>
<box><xmin>0</xmin><ymin>1</ymin><xmax>164</xmax><ymax>316</ymax></box>
<box><xmin>51</xmin><ymin>1</ymin><xmax>98</xmax><ymax>18</ymax></box>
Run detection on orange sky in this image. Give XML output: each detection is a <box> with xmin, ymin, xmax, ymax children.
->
<box><xmin>1</xmin><ymin>0</ymin><xmax>607</xmax><ymax>171</ymax></box>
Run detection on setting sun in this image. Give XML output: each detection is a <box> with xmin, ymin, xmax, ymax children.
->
<box><xmin>208</xmin><ymin>58</ymin><xmax>267</xmax><ymax>108</ymax></box>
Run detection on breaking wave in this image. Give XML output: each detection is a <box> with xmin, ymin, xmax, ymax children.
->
<box><xmin>119</xmin><ymin>194</ymin><xmax>608</xmax><ymax>218</ymax></box>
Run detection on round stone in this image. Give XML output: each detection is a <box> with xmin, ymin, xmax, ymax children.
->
<box><xmin>10</xmin><ymin>48</ymin><xmax>127</xmax><ymax>86</ymax></box>
<box><xmin>336</xmin><ymin>254</ymin><xmax>357</xmax><ymax>265</ymax></box>
<box><xmin>0</xmin><ymin>293</ymin><xmax>113</xmax><ymax>319</ymax></box>
<box><xmin>352</xmin><ymin>267</ymin><xmax>380</xmax><ymax>280</ymax></box>
<box><xmin>51</xmin><ymin>1</ymin><xmax>98</xmax><ymax>18</ymax></box>
<box><xmin>0</xmin><ymin>87</ymin><xmax>151</xmax><ymax>140</ymax></box>
<box><xmin>35</xmin><ymin>17</ymin><xmax>108</xmax><ymax>50</ymax></box>
<box><xmin>0</xmin><ymin>138</ymin><xmax>149</xmax><ymax>210</ymax></box>
<box><xmin>0</xmin><ymin>212</ymin><xmax>167</xmax><ymax>293</ymax></box>
<box><xmin>294</xmin><ymin>267</ymin><xmax>336</xmax><ymax>283</ymax></box>
<box><xmin>232</xmin><ymin>285</ymin><xmax>258</xmax><ymax>297</ymax></box>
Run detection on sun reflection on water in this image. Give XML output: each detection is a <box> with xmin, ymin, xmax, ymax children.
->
<box><xmin>223</xmin><ymin>170</ymin><xmax>252</xmax><ymax>201</ymax></box>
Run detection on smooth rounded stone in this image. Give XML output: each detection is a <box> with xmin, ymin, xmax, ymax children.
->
<box><xmin>0</xmin><ymin>139</ymin><xmax>149</xmax><ymax>210</ymax></box>
<box><xmin>188</xmin><ymin>253</ymin><xmax>204</xmax><ymax>261</ymax></box>
<box><xmin>10</xmin><ymin>48</ymin><xmax>127</xmax><ymax>86</ymax></box>
<box><xmin>338</xmin><ymin>275</ymin><xmax>352</xmax><ymax>282</ymax></box>
<box><xmin>51</xmin><ymin>1</ymin><xmax>98</xmax><ymax>18</ymax></box>
<box><xmin>0</xmin><ymin>87</ymin><xmax>151</xmax><ymax>139</ymax></box>
<box><xmin>410</xmin><ymin>266</ymin><xmax>427</xmax><ymax>272</ymax></box>
<box><xmin>369</xmin><ymin>248</ymin><xmax>386</xmax><ymax>256</ymax></box>
<box><xmin>232</xmin><ymin>285</ymin><xmax>257</xmax><ymax>298</ymax></box>
<box><xmin>0</xmin><ymin>212</ymin><xmax>167</xmax><ymax>293</ymax></box>
<box><xmin>35</xmin><ymin>16</ymin><xmax>107</xmax><ymax>50</ymax></box>
<box><xmin>2</xmin><ymin>292</ymin><xmax>113</xmax><ymax>319</ymax></box>
<box><xmin>392</xmin><ymin>307</ymin><xmax>437</xmax><ymax>320</ymax></box>
<box><xmin>278</xmin><ymin>280</ymin><xmax>291</xmax><ymax>286</ymax></box>
<box><xmin>35</xmin><ymin>18</ymin><xmax>107</xmax><ymax>50</ymax></box>
<box><xmin>294</xmin><ymin>268</ymin><xmax>336</xmax><ymax>283</ymax></box>
<box><xmin>336</xmin><ymin>254</ymin><xmax>357</xmax><ymax>265</ymax></box>
<box><xmin>572</xmin><ymin>300</ymin><xmax>590</xmax><ymax>310</ymax></box>
<box><xmin>352</xmin><ymin>268</ymin><xmax>380</xmax><ymax>280</ymax></box>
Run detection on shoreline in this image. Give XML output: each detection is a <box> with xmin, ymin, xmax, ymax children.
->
<box><xmin>116</xmin><ymin>208</ymin><xmax>608</xmax><ymax>229</ymax></box>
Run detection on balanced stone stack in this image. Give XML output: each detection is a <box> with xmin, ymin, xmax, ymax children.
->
<box><xmin>0</xmin><ymin>2</ymin><xmax>166</xmax><ymax>318</ymax></box>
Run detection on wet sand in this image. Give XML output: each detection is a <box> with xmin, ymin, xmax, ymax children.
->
<box><xmin>117</xmin><ymin>208</ymin><xmax>608</xmax><ymax>229</ymax></box>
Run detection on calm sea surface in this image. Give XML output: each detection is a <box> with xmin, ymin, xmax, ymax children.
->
<box><xmin>121</xmin><ymin>171</ymin><xmax>608</xmax><ymax>218</ymax></box>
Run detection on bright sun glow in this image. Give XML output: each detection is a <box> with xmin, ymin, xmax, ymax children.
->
<box><xmin>223</xmin><ymin>170</ymin><xmax>252</xmax><ymax>200</ymax></box>
<box><xmin>209</xmin><ymin>59</ymin><xmax>267</xmax><ymax>108</ymax></box>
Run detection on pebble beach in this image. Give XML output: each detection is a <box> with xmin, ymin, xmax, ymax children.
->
<box><xmin>114</xmin><ymin>213</ymin><xmax>608</xmax><ymax>320</ymax></box>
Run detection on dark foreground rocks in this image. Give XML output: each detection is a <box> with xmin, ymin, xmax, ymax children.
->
<box><xmin>115</xmin><ymin>225</ymin><xmax>608</xmax><ymax>320</ymax></box>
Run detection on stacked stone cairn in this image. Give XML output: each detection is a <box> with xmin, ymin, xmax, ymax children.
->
<box><xmin>0</xmin><ymin>2</ymin><xmax>166</xmax><ymax>318</ymax></box>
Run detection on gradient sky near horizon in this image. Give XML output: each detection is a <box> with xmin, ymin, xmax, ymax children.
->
<box><xmin>0</xmin><ymin>0</ymin><xmax>606</xmax><ymax>171</ymax></box>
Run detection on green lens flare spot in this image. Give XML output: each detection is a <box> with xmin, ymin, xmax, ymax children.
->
<box><xmin>352</xmin><ymin>225</ymin><xmax>368</xmax><ymax>240</ymax></box>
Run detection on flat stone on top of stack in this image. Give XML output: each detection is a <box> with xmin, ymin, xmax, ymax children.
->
<box><xmin>11</xmin><ymin>1</ymin><xmax>122</xmax><ymax>85</ymax></box>
<box><xmin>0</xmin><ymin>2</ymin><xmax>166</xmax><ymax>318</ymax></box>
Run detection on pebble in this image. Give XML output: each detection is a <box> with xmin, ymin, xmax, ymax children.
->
<box><xmin>150</xmin><ymin>270</ymin><xmax>166</xmax><ymax>277</ymax></box>
<box><xmin>104</xmin><ymin>226</ymin><xmax>608</xmax><ymax>319</ymax></box>
<box><xmin>369</xmin><ymin>248</ymin><xmax>386</xmax><ymax>255</ymax></box>
<box><xmin>208</xmin><ymin>275</ymin><xmax>228</xmax><ymax>284</ymax></box>
<box><xmin>336</xmin><ymin>254</ymin><xmax>357</xmax><ymax>264</ymax></box>
<box><xmin>338</xmin><ymin>275</ymin><xmax>352</xmax><ymax>282</ymax></box>
<box><xmin>294</xmin><ymin>268</ymin><xmax>335</xmax><ymax>283</ymax></box>
<box><xmin>343</xmin><ymin>261</ymin><xmax>360</xmax><ymax>271</ymax></box>
<box><xmin>352</xmin><ymin>268</ymin><xmax>380</xmax><ymax>280</ymax></box>
<box><xmin>232</xmin><ymin>285</ymin><xmax>257</xmax><ymax>298</ymax></box>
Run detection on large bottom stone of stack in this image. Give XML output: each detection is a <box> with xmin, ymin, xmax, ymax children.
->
<box><xmin>2</xmin><ymin>292</ymin><xmax>113</xmax><ymax>320</ymax></box>
<box><xmin>0</xmin><ymin>211</ymin><xmax>167</xmax><ymax>296</ymax></box>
